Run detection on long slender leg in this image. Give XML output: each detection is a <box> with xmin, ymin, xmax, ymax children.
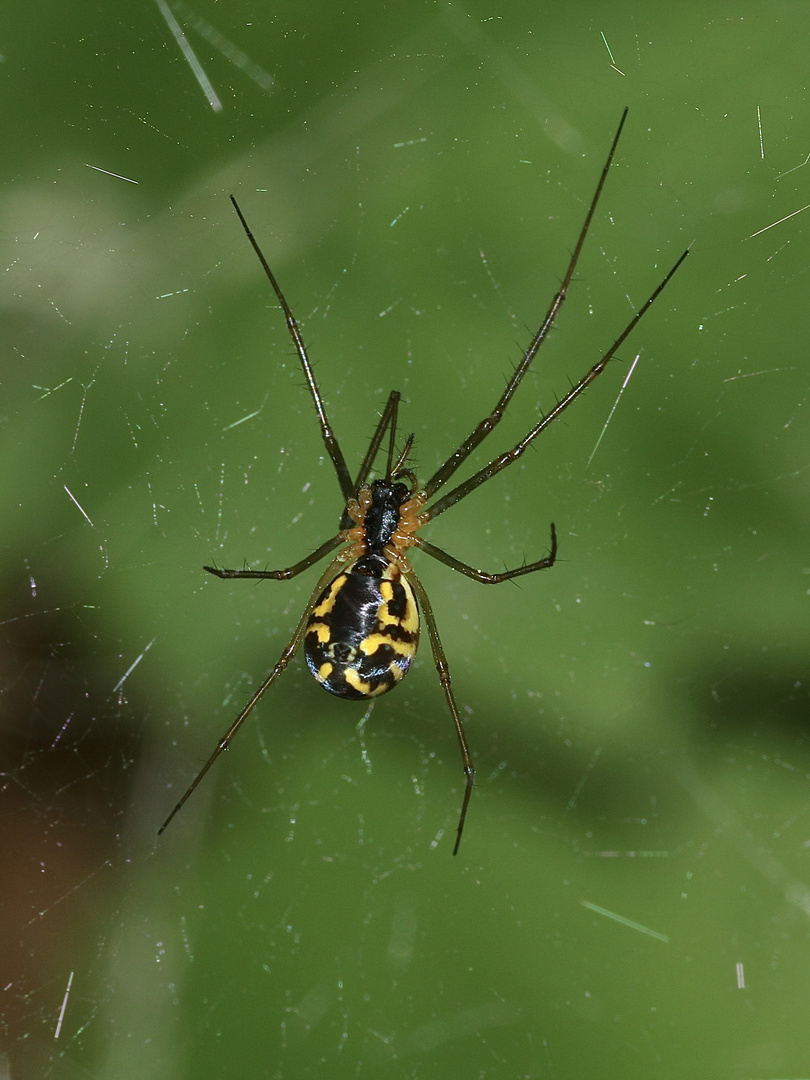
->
<box><xmin>416</xmin><ymin>522</ymin><xmax>557</xmax><ymax>583</ymax></box>
<box><xmin>204</xmin><ymin>533</ymin><xmax>344</xmax><ymax>581</ymax></box>
<box><xmin>230</xmin><ymin>196</ymin><xmax>355</xmax><ymax>503</ymax></box>
<box><xmin>337</xmin><ymin>391</ymin><xmax>401</xmax><ymax>530</ymax></box>
<box><xmin>406</xmin><ymin>567</ymin><xmax>474</xmax><ymax>856</ymax></box>
<box><xmin>425</xmin><ymin>248</ymin><xmax>689</xmax><ymax>522</ymax></box>
<box><xmin>351</xmin><ymin>391</ymin><xmax>400</xmax><ymax>491</ymax></box>
<box><xmin>158</xmin><ymin>552</ymin><xmax>349</xmax><ymax>834</ymax></box>
<box><xmin>422</xmin><ymin>109</ymin><xmax>630</xmax><ymax>502</ymax></box>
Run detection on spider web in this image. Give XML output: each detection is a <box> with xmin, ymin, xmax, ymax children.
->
<box><xmin>3</xmin><ymin>4</ymin><xmax>810</xmax><ymax>1077</ymax></box>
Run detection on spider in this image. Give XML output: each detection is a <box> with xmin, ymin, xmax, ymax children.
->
<box><xmin>158</xmin><ymin>108</ymin><xmax>687</xmax><ymax>854</ymax></box>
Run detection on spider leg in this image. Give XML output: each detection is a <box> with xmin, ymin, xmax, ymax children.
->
<box><xmin>230</xmin><ymin>196</ymin><xmax>354</xmax><ymax>503</ymax></box>
<box><xmin>231</xmin><ymin>198</ymin><xmax>412</xmax><ymax>514</ymax></box>
<box><xmin>425</xmin><ymin>247</ymin><xmax>688</xmax><ymax>523</ymax></box>
<box><xmin>351</xmin><ymin>391</ymin><xmax>400</xmax><ymax>491</ymax></box>
<box><xmin>158</xmin><ymin>552</ymin><xmax>348</xmax><ymax>835</ymax></box>
<box><xmin>204</xmin><ymin>533</ymin><xmax>344</xmax><ymax>581</ymax></box>
<box><xmin>416</xmin><ymin>522</ymin><xmax>557</xmax><ymax>583</ymax></box>
<box><xmin>405</xmin><ymin>567</ymin><xmax>474</xmax><ymax>856</ymax></box>
<box><xmin>423</xmin><ymin>109</ymin><xmax>630</xmax><ymax>502</ymax></box>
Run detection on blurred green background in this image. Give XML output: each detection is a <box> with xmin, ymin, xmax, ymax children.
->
<box><xmin>2</xmin><ymin>1</ymin><xmax>809</xmax><ymax>1077</ymax></box>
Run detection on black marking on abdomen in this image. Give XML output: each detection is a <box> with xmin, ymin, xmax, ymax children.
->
<box><xmin>304</xmin><ymin>555</ymin><xmax>419</xmax><ymax>700</ymax></box>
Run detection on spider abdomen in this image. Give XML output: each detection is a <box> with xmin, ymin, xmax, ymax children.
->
<box><xmin>304</xmin><ymin>554</ymin><xmax>419</xmax><ymax>700</ymax></box>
